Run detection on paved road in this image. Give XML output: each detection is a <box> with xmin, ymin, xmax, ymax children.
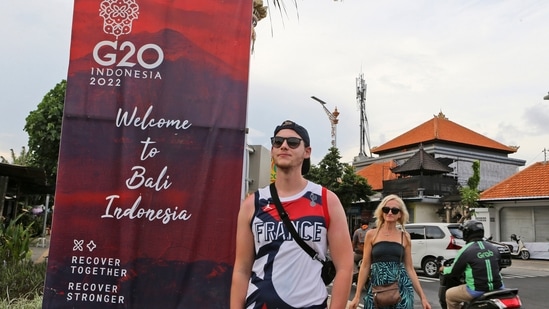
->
<box><xmin>31</xmin><ymin>235</ymin><xmax>50</xmax><ymax>263</ymax></box>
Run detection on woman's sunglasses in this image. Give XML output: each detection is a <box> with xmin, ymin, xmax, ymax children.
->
<box><xmin>382</xmin><ymin>207</ymin><xmax>401</xmax><ymax>215</ymax></box>
<box><xmin>271</xmin><ymin>136</ymin><xmax>302</xmax><ymax>149</ymax></box>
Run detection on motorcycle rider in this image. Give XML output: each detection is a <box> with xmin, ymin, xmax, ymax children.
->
<box><xmin>439</xmin><ymin>220</ymin><xmax>504</xmax><ymax>309</ymax></box>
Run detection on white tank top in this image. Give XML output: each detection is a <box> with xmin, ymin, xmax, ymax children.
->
<box><xmin>246</xmin><ymin>181</ymin><xmax>330</xmax><ymax>308</ymax></box>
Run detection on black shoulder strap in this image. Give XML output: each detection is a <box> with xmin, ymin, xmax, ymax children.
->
<box><xmin>269</xmin><ymin>183</ymin><xmax>321</xmax><ymax>261</ymax></box>
<box><xmin>396</xmin><ymin>231</ymin><xmax>404</xmax><ymax>280</ymax></box>
<box><xmin>400</xmin><ymin>231</ymin><xmax>404</xmax><ymax>263</ymax></box>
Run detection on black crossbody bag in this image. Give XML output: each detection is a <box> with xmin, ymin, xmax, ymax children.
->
<box><xmin>269</xmin><ymin>183</ymin><xmax>336</xmax><ymax>285</ymax></box>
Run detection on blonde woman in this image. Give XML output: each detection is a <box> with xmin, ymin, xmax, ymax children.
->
<box><xmin>349</xmin><ymin>195</ymin><xmax>431</xmax><ymax>309</ymax></box>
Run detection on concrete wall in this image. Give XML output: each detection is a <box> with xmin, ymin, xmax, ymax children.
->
<box><xmin>471</xmin><ymin>208</ymin><xmax>496</xmax><ymax>240</ymax></box>
<box><xmin>247</xmin><ymin>145</ymin><xmax>271</xmax><ymax>194</ymax></box>
<box><xmin>407</xmin><ymin>200</ymin><xmax>443</xmax><ymax>223</ymax></box>
<box><xmin>451</xmin><ymin>160</ymin><xmax>519</xmax><ymax>191</ymax></box>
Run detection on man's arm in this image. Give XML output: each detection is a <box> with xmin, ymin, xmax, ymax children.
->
<box><xmin>352</xmin><ymin>230</ymin><xmax>358</xmax><ymax>251</ymax></box>
<box><xmin>443</xmin><ymin>246</ymin><xmax>469</xmax><ymax>277</ymax></box>
<box><xmin>326</xmin><ymin>190</ymin><xmax>353</xmax><ymax>309</ymax></box>
<box><xmin>230</xmin><ymin>195</ymin><xmax>256</xmax><ymax>309</ymax></box>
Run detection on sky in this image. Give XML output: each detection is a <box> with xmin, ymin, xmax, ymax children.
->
<box><xmin>2</xmin><ymin>0</ymin><xmax>549</xmax><ymax>170</ymax></box>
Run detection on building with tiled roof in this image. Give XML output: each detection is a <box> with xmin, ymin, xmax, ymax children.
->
<box><xmin>479</xmin><ymin>161</ymin><xmax>549</xmax><ymax>243</ymax></box>
<box><xmin>390</xmin><ymin>146</ymin><xmax>452</xmax><ymax>175</ymax></box>
<box><xmin>480</xmin><ymin>161</ymin><xmax>549</xmax><ymax>200</ymax></box>
<box><xmin>371</xmin><ymin>113</ymin><xmax>518</xmax><ymax>155</ymax></box>
<box><xmin>355</xmin><ymin>112</ymin><xmax>525</xmax><ymax>192</ymax></box>
<box><xmin>356</xmin><ymin>161</ymin><xmax>397</xmax><ymax>191</ymax></box>
<box><xmin>351</xmin><ymin>112</ymin><xmax>526</xmax><ymax>225</ymax></box>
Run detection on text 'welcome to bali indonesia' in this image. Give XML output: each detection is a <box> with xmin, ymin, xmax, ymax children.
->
<box><xmin>100</xmin><ymin>105</ymin><xmax>194</xmax><ymax>224</ymax></box>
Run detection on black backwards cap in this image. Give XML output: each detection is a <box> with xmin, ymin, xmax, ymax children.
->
<box><xmin>273</xmin><ymin>120</ymin><xmax>311</xmax><ymax>175</ymax></box>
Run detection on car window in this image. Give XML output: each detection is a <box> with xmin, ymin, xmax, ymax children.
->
<box><xmin>448</xmin><ymin>226</ymin><xmax>463</xmax><ymax>239</ymax></box>
<box><xmin>407</xmin><ymin>227</ymin><xmax>425</xmax><ymax>240</ymax></box>
<box><xmin>424</xmin><ymin>226</ymin><xmax>445</xmax><ymax>239</ymax></box>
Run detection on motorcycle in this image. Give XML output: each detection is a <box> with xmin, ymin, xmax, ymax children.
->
<box><xmin>508</xmin><ymin>234</ymin><xmax>530</xmax><ymax>260</ymax></box>
<box><xmin>437</xmin><ymin>256</ymin><xmax>522</xmax><ymax>309</ymax></box>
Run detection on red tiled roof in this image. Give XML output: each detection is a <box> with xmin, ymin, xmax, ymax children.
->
<box><xmin>371</xmin><ymin>112</ymin><xmax>518</xmax><ymax>154</ymax></box>
<box><xmin>480</xmin><ymin>162</ymin><xmax>549</xmax><ymax>200</ymax></box>
<box><xmin>356</xmin><ymin>161</ymin><xmax>397</xmax><ymax>191</ymax></box>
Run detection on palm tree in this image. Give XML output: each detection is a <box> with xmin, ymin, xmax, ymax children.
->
<box><xmin>0</xmin><ymin>146</ymin><xmax>33</xmax><ymax>166</ymax></box>
<box><xmin>251</xmin><ymin>0</ymin><xmax>342</xmax><ymax>50</ymax></box>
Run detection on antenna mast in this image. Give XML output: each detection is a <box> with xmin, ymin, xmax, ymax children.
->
<box><xmin>356</xmin><ymin>73</ymin><xmax>371</xmax><ymax>157</ymax></box>
<box><xmin>311</xmin><ymin>96</ymin><xmax>339</xmax><ymax>148</ymax></box>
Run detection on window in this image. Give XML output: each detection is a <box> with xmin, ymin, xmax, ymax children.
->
<box><xmin>448</xmin><ymin>226</ymin><xmax>463</xmax><ymax>239</ymax></box>
<box><xmin>407</xmin><ymin>227</ymin><xmax>425</xmax><ymax>240</ymax></box>
<box><xmin>425</xmin><ymin>226</ymin><xmax>444</xmax><ymax>239</ymax></box>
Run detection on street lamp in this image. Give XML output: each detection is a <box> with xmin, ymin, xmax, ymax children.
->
<box><xmin>544</xmin><ymin>92</ymin><xmax>549</xmax><ymax>100</ymax></box>
<box><xmin>311</xmin><ymin>96</ymin><xmax>339</xmax><ymax>148</ymax></box>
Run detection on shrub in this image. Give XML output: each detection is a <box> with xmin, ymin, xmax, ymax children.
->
<box><xmin>0</xmin><ymin>260</ymin><xmax>46</xmax><ymax>302</ymax></box>
<box><xmin>0</xmin><ymin>213</ymin><xmax>34</xmax><ymax>264</ymax></box>
<box><xmin>0</xmin><ymin>295</ymin><xmax>42</xmax><ymax>309</ymax></box>
<box><xmin>0</xmin><ymin>213</ymin><xmax>45</xmax><ymax>307</ymax></box>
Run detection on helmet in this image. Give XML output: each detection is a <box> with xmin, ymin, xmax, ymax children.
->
<box><xmin>460</xmin><ymin>220</ymin><xmax>485</xmax><ymax>242</ymax></box>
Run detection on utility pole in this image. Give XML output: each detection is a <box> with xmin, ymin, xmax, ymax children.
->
<box><xmin>311</xmin><ymin>96</ymin><xmax>340</xmax><ymax>148</ymax></box>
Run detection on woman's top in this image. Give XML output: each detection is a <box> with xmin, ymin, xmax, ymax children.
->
<box><xmin>371</xmin><ymin>241</ymin><xmax>404</xmax><ymax>263</ymax></box>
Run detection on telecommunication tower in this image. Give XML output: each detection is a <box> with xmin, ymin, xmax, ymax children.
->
<box><xmin>356</xmin><ymin>73</ymin><xmax>371</xmax><ymax>157</ymax></box>
<box><xmin>311</xmin><ymin>96</ymin><xmax>340</xmax><ymax>148</ymax></box>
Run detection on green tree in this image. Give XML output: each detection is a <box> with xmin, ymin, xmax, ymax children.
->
<box><xmin>306</xmin><ymin>147</ymin><xmax>373</xmax><ymax>209</ymax></box>
<box><xmin>459</xmin><ymin>160</ymin><xmax>480</xmax><ymax>221</ymax></box>
<box><xmin>24</xmin><ymin>80</ymin><xmax>66</xmax><ymax>186</ymax></box>
<box><xmin>0</xmin><ymin>146</ymin><xmax>33</xmax><ymax>165</ymax></box>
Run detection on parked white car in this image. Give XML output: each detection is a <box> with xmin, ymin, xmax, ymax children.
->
<box><xmin>403</xmin><ymin>223</ymin><xmax>464</xmax><ymax>277</ymax></box>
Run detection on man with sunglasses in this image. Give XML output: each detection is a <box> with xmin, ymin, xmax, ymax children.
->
<box><xmin>231</xmin><ymin>120</ymin><xmax>354</xmax><ymax>309</ymax></box>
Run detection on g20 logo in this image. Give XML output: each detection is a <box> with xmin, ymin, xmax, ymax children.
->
<box><xmin>93</xmin><ymin>40</ymin><xmax>164</xmax><ymax>69</ymax></box>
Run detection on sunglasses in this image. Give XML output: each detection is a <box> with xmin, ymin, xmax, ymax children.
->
<box><xmin>382</xmin><ymin>207</ymin><xmax>401</xmax><ymax>215</ymax></box>
<box><xmin>271</xmin><ymin>136</ymin><xmax>303</xmax><ymax>149</ymax></box>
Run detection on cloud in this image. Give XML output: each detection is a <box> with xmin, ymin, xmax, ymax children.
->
<box><xmin>523</xmin><ymin>104</ymin><xmax>549</xmax><ymax>135</ymax></box>
<box><xmin>2</xmin><ymin>0</ymin><xmax>549</xmax><ymax>170</ymax></box>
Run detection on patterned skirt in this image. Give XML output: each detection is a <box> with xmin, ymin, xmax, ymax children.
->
<box><xmin>362</xmin><ymin>261</ymin><xmax>414</xmax><ymax>309</ymax></box>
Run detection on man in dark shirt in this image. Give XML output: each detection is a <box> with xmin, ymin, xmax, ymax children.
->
<box><xmin>352</xmin><ymin>220</ymin><xmax>369</xmax><ymax>265</ymax></box>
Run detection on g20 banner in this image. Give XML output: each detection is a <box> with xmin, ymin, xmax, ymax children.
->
<box><xmin>43</xmin><ymin>0</ymin><xmax>252</xmax><ymax>308</ymax></box>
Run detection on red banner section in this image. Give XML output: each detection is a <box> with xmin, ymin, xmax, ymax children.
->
<box><xmin>43</xmin><ymin>1</ymin><xmax>251</xmax><ymax>308</ymax></box>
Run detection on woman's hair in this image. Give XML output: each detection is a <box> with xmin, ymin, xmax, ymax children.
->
<box><xmin>374</xmin><ymin>194</ymin><xmax>410</xmax><ymax>231</ymax></box>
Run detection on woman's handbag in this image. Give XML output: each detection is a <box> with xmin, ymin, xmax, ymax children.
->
<box><xmin>372</xmin><ymin>281</ymin><xmax>401</xmax><ymax>308</ymax></box>
<box><xmin>269</xmin><ymin>183</ymin><xmax>336</xmax><ymax>285</ymax></box>
<box><xmin>371</xmin><ymin>232</ymin><xmax>404</xmax><ymax>308</ymax></box>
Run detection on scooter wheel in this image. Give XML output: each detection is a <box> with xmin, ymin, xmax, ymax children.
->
<box><xmin>520</xmin><ymin>250</ymin><xmax>530</xmax><ymax>260</ymax></box>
